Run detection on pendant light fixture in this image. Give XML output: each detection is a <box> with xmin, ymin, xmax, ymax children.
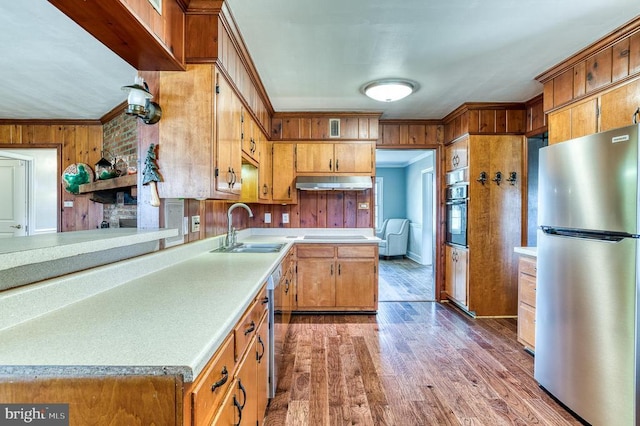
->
<box><xmin>362</xmin><ymin>79</ymin><xmax>417</xmax><ymax>102</ymax></box>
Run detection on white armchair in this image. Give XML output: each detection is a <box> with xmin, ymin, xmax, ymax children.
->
<box><xmin>377</xmin><ymin>218</ymin><xmax>410</xmax><ymax>258</ymax></box>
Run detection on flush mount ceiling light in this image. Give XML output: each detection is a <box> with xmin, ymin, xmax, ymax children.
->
<box><xmin>121</xmin><ymin>75</ymin><xmax>162</xmax><ymax>124</ymax></box>
<box><xmin>362</xmin><ymin>79</ymin><xmax>417</xmax><ymax>102</ymax></box>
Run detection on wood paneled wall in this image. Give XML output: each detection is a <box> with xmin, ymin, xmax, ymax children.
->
<box><xmin>0</xmin><ymin>122</ymin><xmax>103</xmax><ymax>232</ymax></box>
<box><xmin>272</xmin><ymin>113</ymin><xmax>380</xmax><ymax>141</ymax></box>
<box><xmin>198</xmin><ymin>189</ymin><xmax>373</xmax><ymax>240</ymax></box>
<box><xmin>378</xmin><ymin>120</ymin><xmax>443</xmax><ymax>146</ymax></box>
<box><xmin>443</xmin><ymin>103</ymin><xmax>527</xmax><ymax>144</ymax></box>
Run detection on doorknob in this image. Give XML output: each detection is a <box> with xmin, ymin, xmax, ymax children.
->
<box><xmin>10</xmin><ymin>224</ymin><xmax>22</xmax><ymax>229</ymax></box>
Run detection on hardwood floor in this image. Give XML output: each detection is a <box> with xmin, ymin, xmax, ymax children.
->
<box><xmin>265</xmin><ymin>302</ymin><xmax>583</xmax><ymax>426</ymax></box>
<box><xmin>378</xmin><ymin>258</ymin><xmax>435</xmax><ymax>302</ymax></box>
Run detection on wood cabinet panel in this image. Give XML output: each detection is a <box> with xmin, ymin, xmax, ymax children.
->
<box><xmin>612</xmin><ymin>38</ymin><xmax>631</xmax><ymax>82</ymax></box>
<box><xmin>445</xmin><ymin>136</ymin><xmax>468</xmax><ymax>172</ymax></box>
<box><xmin>191</xmin><ymin>334</ymin><xmax>235</xmax><ymax>426</ymax></box>
<box><xmin>271</xmin><ymin>143</ymin><xmax>296</xmax><ymax>203</ymax></box>
<box><xmin>630</xmin><ymin>32</ymin><xmax>640</xmax><ymax>75</ymax></box>
<box><xmin>600</xmin><ymin>78</ymin><xmax>640</xmax><ymax>131</ymax></box>
<box><xmin>258</xmin><ymin>140</ymin><xmax>272</xmax><ymax>202</ymax></box>
<box><xmin>548</xmin><ymin>109</ymin><xmax>572</xmax><ymax>144</ymax></box>
<box><xmin>296</xmin><ymin>143</ymin><xmax>334</xmax><ymax>173</ymax></box>
<box><xmin>234</xmin><ymin>340</ymin><xmax>258</xmax><ymax>426</ymax></box>
<box><xmin>296</xmin><ymin>258</ymin><xmax>335</xmax><ymax>308</ymax></box>
<box><xmin>573</xmin><ymin>62</ymin><xmax>587</xmax><ymax>99</ymax></box>
<box><xmin>570</xmin><ymin>98</ymin><xmax>599</xmax><ymax>140</ymax></box>
<box><xmin>335</xmin><ymin>258</ymin><xmax>377</xmax><ymax>309</ymax></box>
<box><xmin>211</xmin><ymin>379</ymin><xmax>240</xmax><ymax>425</ymax></box>
<box><xmin>586</xmin><ymin>47</ymin><xmax>613</xmax><ymax>93</ymax></box>
<box><xmin>256</xmin><ymin>313</ymin><xmax>269</xmax><ymax>422</ymax></box>
<box><xmin>295</xmin><ymin>243</ymin><xmax>378</xmax><ymax>312</ymax></box>
<box><xmin>334</xmin><ymin>143</ymin><xmax>373</xmax><ymax>173</ymax></box>
<box><xmin>444</xmin><ymin>245</ymin><xmax>468</xmax><ymax>307</ymax></box>
<box><xmin>0</xmin><ymin>376</ymin><xmax>179</xmax><ymax>426</ymax></box>
<box><xmin>554</xmin><ymin>69</ymin><xmax>574</xmax><ymax>107</ymax></box>
<box><xmin>519</xmin><ymin>272</ymin><xmax>536</xmax><ymax>307</ymax></box>
<box><xmin>518</xmin><ymin>302</ymin><xmax>536</xmax><ymax>349</ymax></box>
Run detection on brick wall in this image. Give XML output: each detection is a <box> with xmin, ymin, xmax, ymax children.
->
<box><xmin>102</xmin><ymin>111</ymin><xmax>138</xmax><ymax>227</ymax></box>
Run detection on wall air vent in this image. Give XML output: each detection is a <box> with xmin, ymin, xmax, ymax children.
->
<box><xmin>329</xmin><ymin>118</ymin><xmax>340</xmax><ymax>138</ymax></box>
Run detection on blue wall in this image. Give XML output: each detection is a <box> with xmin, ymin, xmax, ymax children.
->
<box><xmin>375</xmin><ymin>167</ymin><xmax>406</xmax><ymax>223</ymax></box>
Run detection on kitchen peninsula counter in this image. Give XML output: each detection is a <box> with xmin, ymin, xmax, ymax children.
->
<box><xmin>0</xmin><ymin>228</ymin><xmax>377</xmax><ymax>382</ymax></box>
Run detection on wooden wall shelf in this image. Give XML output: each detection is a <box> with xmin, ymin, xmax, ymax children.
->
<box><xmin>79</xmin><ymin>174</ymin><xmax>138</xmax><ymax>194</ymax></box>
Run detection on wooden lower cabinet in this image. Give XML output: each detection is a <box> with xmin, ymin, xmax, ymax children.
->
<box><xmin>517</xmin><ymin>255</ymin><xmax>537</xmax><ymax>352</ymax></box>
<box><xmin>444</xmin><ymin>245</ymin><xmax>468</xmax><ymax>307</ymax></box>
<box><xmin>0</xmin><ymin>283</ymin><xmax>277</xmax><ymax>426</ymax></box>
<box><xmin>295</xmin><ymin>243</ymin><xmax>378</xmax><ymax>312</ymax></box>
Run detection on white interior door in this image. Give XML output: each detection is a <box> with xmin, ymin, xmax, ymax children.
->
<box><xmin>0</xmin><ymin>159</ymin><xmax>27</xmax><ymax>237</ymax></box>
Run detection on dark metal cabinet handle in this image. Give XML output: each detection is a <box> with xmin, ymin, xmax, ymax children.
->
<box><xmin>336</xmin><ymin>159</ymin><xmax>339</xmax><ymax>171</ymax></box>
<box><xmin>287</xmin><ymin>186</ymin><xmax>291</xmax><ymax>198</ymax></box>
<box><xmin>262</xmin><ymin>184</ymin><xmax>268</xmax><ymax>195</ymax></box>
<box><xmin>211</xmin><ymin>366</ymin><xmax>228</xmax><ymax>392</ymax></box>
<box><xmin>244</xmin><ymin>321</ymin><xmax>256</xmax><ymax>336</ymax></box>
<box><xmin>330</xmin><ymin>264</ymin><xmax>334</xmax><ymax>275</ymax></box>
<box><xmin>329</xmin><ymin>159</ymin><xmax>332</xmax><ymax>171</ymax></box>
<box><xmin>238</xmin><ymin>379</ymin><xmax>247</xmax><ymax>409</ymax></box>
<box><xmin>233</xmin><ymin>395</ymin><xmax>242</xmax><ymax>426</ymax></box>
<box><xmin>285</xmin><ymin>279</ymin><xmax>290</xmax><ymax>294</ymax></box>
<box><xmin>261</xmin><ymin>296</ymin><xmax>269</xmax><ymax>305</ymax></box>
<box><xmin>338</xmin><ymin>264</ymin><xmax>341</xmax><ymax>275</ymax></box>
<box><xmin>257</xmin><ymin>335</ymin><xmax>265</xmax><ymax>362</ymax></box>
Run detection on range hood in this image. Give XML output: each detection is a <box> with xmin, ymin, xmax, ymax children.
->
<box><xmin>295</xmin><ymin>176</ymin><xmax>372</xmax><ymax>191</ymax></box>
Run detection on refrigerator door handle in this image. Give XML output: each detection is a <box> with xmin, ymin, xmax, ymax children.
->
<box><xmin>540</xmin><ymin>226</ymin><xmax>632</xmax><ymax>242</ymax></box>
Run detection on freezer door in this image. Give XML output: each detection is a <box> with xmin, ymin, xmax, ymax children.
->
<box><xmin>538</xmin><ymin>124</ymin><xmax>639</xmax><ymax>234</ymax></box>
<box><xmin>535</xmin><ymin>231</ymin><xmax>637</xmax><ymax>426</ymax></box>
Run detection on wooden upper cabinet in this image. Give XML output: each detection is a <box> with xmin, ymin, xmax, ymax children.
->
<box><xmin>443</xmin><ymin>104</ymin><xmax>526</xmax><ymax>143</ymax></box>
<box><xmin>378</xmin><ymin>121</ymin><xmax>444</xmax><ymax>146</ymax></box>
<box><xmin>445</xmin><ymin>137</ymin><xmax>469</xmax><ymax>172</ymax></box>
<box><xmin>548</xmin><ymin>98</ymin><xmax>598</xmax><ymax>144</ymax></box>
<box><xmin>157</xmin><ymin>64</ymin><xmax>242</xmax><ymax>200</ymax></box>
<box><xmin>49</xmin><ymin>0</ymin><xmax>185</xmax><ymax>70</ymax></box>
<box><xmin>600</xmin><ymin>78</ymin><xmax>640</xmax><ymax>131</ymax></box>
<box><xmin>272</xmin><ymin>114</ymin><xmax>380</xmax><ymax>141</ymax></box>
<box><xmin>295</xmin><ymin>142</ymin><xmax>374</xmax><ymax>175</ymax></box>
<box><xmin>537</xmin><ymin>17</ymin><xmax>640</xmax><ymax>113</ymax></box>
<box><xmin>272</xmin><ymin>143</ymin><xmax>297</xmax><ymax>203</ymax></box>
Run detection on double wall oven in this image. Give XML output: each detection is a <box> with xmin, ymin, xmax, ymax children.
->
<box><xmin>445</xmin><ymin>169</ymin><xmax>468</xmax><ymax>247</ymax></box>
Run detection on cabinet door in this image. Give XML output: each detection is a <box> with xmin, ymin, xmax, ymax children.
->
<box><xmin>333</xmin><ymin>143</ymin><xmax>373</xmax><ymax>173</ymax></box>
<box><xmin>601</xmin><ymin>79</ymin><xmax>640</xmax><ymax>131</ymax></box>
<box><xmin>445</xmin><ymin>137</ymin><xmax>468</xmax><ymax>171</ymax></box>
<box><xmin>242</xmin><ymin>113</ymin><xmax>260</xmax><ymax>163</ymax></box>
<box><xmin>235</xmin><ymin>341</ymin><xmax>258</xmax><ymax>426</ymax></box>
<box><xmin>296</xmin><ymin>258</ymin><xmax>335</xmax><ymax>308</ymax></box>
<box><xmin>211</xmin><ymin>379</ymin><xmax>241</xmax><ymax>425</ymax></box>
<box><xmin>258</xmin><ymin>140</ymin><xmax>272</xmax><ymax>202</ymax></box>
<box><xmin>453</xmin><ymin>248</ymin><xmax>468</xmax><ymax>306</ymax></box>
<box><xmin>444</xmin><ymin>245</ymin><xmax>455</xmax><ymax>296</ymax></box>
<box><xmin>255</xmin><ymin>313</ymin><xmax>269</xmax><ymax>423</ymax></box>
<box><xmin>272</xmin><ymin>143</ymin><xmax>296</xmax><ymax>203</ymax></box>
<box><xmin>296</xmin><ymin>143</ymin><xmax>334</xmax><ymax>173</ymax></box>
<box><xmin>216</xmin><ymin>72</ymin><xmax>242</xmax><ymax>195</ymax></box>
<box><xmin>335</xmin><ymin>259</ymin><xmax>376</xmax><ymax>309</ymax></box>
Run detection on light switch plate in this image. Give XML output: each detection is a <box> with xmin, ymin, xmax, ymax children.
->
<box><xmin>358</xmin><ymin>202</ymin><xmax>369</xmax><ymax>209</ymax></box>
<box><xmin>265</xmin><ymin>212</ymin><xmax>272</xmax><ymax>224</ymax></box>
<box><xmin>191</xmin><ymin>215</ymin><xmax>201</xmax><ymax>232</ymax></box>
<box><xmin>63</xmin><ymin>201</ymin><xmax>73</xmax><ymax>208</ymax></box>
<box><xmin>282</xmin><ymin>213</ymin><xmax>289</xmax><ymax>224</ymax></box>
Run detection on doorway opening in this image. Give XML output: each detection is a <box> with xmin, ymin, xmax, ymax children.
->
<box><xmin>375</xmin><ymin>149</ymin><xmax>436</xmax><ymax>301</ymax></box>
<box><xmin>0</xmin><ymin>148</ymin><xmax>58</xmax><ymax>236</ymax></box>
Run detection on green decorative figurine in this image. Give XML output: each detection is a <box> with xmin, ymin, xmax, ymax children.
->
<box><xmin>63</xmin><ymin>164</ymin><xmax>91</xmax><ymax>194</ymax></box>
<box><xmin>142</xmin><ymin>144</ymin><xmax>161</xmax><ymax>207</ymax></box>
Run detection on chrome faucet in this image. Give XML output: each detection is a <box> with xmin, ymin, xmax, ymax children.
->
<box><xmin>226</xmin><ymin>203</ymin><xmax>254</xmax><ymax>247</ymax></box>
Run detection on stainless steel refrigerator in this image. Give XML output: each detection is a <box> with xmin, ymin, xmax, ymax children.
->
<box><xmin>536</xmin><ymin>124</ymin><xmax>639</xmax><ymax>425</ymax></box>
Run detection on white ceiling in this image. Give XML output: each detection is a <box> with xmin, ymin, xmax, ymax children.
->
<box><xmin>376</xmin><ymin>149</ymin><xmax>433</xmax><ymax>167</ymax></box>
<box><xmin>1</xmin><ymin>1</ymin><xmax>639</xmax><ymax>121</ymax></box>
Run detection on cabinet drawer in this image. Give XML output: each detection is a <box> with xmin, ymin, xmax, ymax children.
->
<box><xmin>297</xmin><ymin>244</ymin><xmax>335</xmax><ymax>258</ymax></box>
<box><xmin>518</xmin><ymin>256</ymin><xmax>537</xmax><ymax>277</ymax></box>
<box><xmin>191</xmin><ymin>333</ymin><xmax>235</xmax><ymax>426</ymax></box>
<box><xmin>234</xmin><ymin>298</ymin><xmax>262</xmax><ymax>361</ymax></box>
<box><xmin>518</xmin><ymin>302</ymin><xmax>536</xmax><ymax>349</ymax></box>
<box><xmin>337</xmin><ymin>244</ymin><xmax>377</xmax><ymax>258</ymax></box>
<box><xmin>519</xmin><ymin>273</ymin><xmax>536</xmax><ymax>307</ymax></box>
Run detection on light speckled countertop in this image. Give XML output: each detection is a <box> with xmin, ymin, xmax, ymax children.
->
<box><xmin>514</xmin><ymin>246</ymin><xmax>537</xmax><ymax>257</ymax></box>
<box><xmin>0</xmin><ymin>228</ymin><xmax>178</xmax><ymax>271</ymax></box>
<box><xmin>0</xmin><ymin>228</ymin><xmax>378</xmax><ymax>382</ymax></box>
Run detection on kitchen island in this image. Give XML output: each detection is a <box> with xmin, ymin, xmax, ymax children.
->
<box><xmin>0</xmin><ymin>228</ymin><xmax>378</xmax><ymax>425</ymax></box>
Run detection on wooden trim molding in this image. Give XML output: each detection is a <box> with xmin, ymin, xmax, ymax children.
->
<box><xmin>100</xmin><ymin>101</ymin><xmax>129</xmax><ymax>125</ymax></box>
<box><xmin>0</xmin><ymin>119</ymin><xmax>101</xmax><ymax>126</ymax></box>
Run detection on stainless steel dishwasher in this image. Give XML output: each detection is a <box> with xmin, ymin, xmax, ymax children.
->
<box><xmin>266</xmin><ymin>263</ymin><xmax>282</xmax><ymax>399</ymax></box>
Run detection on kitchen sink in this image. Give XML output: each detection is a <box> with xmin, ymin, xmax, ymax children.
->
<box><xmin>212</xmin><ymin>243</ymin><xmax>285</xmax><ymax>254</ymax></box>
